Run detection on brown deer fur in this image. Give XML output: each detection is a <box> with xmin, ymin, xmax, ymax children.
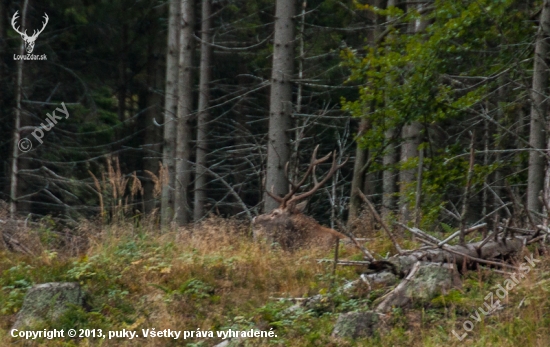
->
<box><xmin>253</xmin><ymin>146</ymin><xmax>348</xmax><ymax>250</ymax></box>
<box><xmin>253</xmin><ymin>201</ymin><xmax>346</xmax><ymax>250</ymax></box>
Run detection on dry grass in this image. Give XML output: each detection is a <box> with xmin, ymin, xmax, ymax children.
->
<box><xmin>0</xmin><ymin>217</ymin><xmax>359</xmax><ymax>346</ymax></box>
<box><xmin>0</xmin><ymin>216</ymin><xmax>550</xmax><ymax>346</ymax></box>
<box><xmin>89</xmin><ymin>156</ymin><xmax>152</xmax><ymax>223</ymax></box>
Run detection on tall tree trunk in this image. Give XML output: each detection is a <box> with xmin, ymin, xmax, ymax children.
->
<box><xmin>349</xmin><ymin>128</ymin><xmax>368</xmax><ymax>223</ymax></box>
<box><xmin>143</xmin><ymin>7</ymin><xmax>164</xmax><ymax>214</ymax></box>
<box><xmin>118</xmin><ymin>24</ymin><xmax>128</xmax><ymax>123</ymax></box>
<box><xmin>398</xmin><ymin>1</ymin><xmax>429</xmax><ymax>223</ymax></box>
<box><xmin>528</xmin><ymin>0</ymin><xmax>550</xmax><ymax>214</ymax></box>
<box><xmin>382</xmin><ymin>128</ymin><xmax>397</xmax><ymax>218</ymax></box>
<box><xmin>399</xmin><ymin>122</ymin><xmax>421</xmax><ymax>222</ymax></box>
<box><xmin>292</xmin><ymin>0</ymin><xmax>306</xmax><ymax>184</ymax></box>
<box><xmin>349</xmin><ymin>0</ymin><xmax>385</xmax><ymax>224</ymax></box>
<box><xmin>9</xmin><ymin>0</ymin><xmax>29</xmax><ymax>218</ymax></box>
<box><xmin>381</xmin><ymin>0</ymin><xmax>398</xmax><ymax>219</ymax></box>
<box><xmin>264</xmin><ymin>0</ymin><xmax>296</xmax><ymax>212</ymax></box>
<box><xmin>481</xmin><ymin>99</ymin><xmax>491</xmax><ymax>221</ymax></box>
<box><xmin>193</xmin><ymin>0</ymin><xmax>212</xmax><ymax>222</ymax></box>
<box><xmin>175</xmin><ymin>0</ymin><xmax>195</xmax><ymax>225</ymax></box>
<box><xmin>0</xmin><ymin>0</ymin><xmax>4</xmax><ymax>79</ymax></box>
<box><xmin>492</xmin><ymin>74</ymin><xmax>507</xmax><ymax>217</ymax></box>
<box><xmin>161</xmin><ymin>0</ymin><xmax>181</xmax><ymax>227</ymax></box>
<box><xmin>229</xmin><ymin>68</ymin><xmax>250</xmax><ymax>216</ymax></box>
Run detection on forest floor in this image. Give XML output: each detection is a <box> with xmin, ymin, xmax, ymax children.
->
<box><xmin>0</xmin><ymin>216</ymin><xmax>549</xmax><ymax>346</ymax></box>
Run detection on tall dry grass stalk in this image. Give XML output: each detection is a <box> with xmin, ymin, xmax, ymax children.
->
<box><xmin>89</xmin><ymin>170</ymin><xmax>104</xmax><ymax>220</ymax></box>
<box><xmin>89</xmin><ymin>156</ymin><xmax>149</xmax><ymax>223</ymax></box>
<box><xmin>144</xmin><ymin>161</ymin><xmax>166</xmax><ymax>200</ymax></box>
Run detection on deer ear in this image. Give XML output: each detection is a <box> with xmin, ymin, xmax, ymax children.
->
<box><xmin>294</xmin><ymin>201</ymin><xmax>308</xmax><ymax>212</ymax></box>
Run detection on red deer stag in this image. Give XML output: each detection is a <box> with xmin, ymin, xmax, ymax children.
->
<box><xmin>253</xmin><ymin>146</ymin><xmax>348</xmax><ymax>250</ymax></box>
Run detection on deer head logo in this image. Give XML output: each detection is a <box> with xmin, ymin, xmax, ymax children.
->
<box><xmin>11</xmin><ymin>11</ymin><xmax>49</xmax><ymax>54</ymax></box>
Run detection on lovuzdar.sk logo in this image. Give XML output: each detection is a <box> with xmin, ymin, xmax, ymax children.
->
<box><xmin>11</xmin><ymin>10</ymin><xmax>48</xmax><ymax>60</ymax></box>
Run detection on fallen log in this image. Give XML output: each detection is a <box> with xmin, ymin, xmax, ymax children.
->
<box><xmin>382</xmin><ymin>237</ymin><xmax>523</xmax><ymax>275</ymax></box>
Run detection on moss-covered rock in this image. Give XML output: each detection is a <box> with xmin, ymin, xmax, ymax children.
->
<box><xmin>11</xmin><ymin>282</ymin><xmax>83</xmax><ymax>330</ymax></box>
<box><xmin>332</xmin><ymin>311</ymin><xmax>379</xmax><ymax>339</ymax></box>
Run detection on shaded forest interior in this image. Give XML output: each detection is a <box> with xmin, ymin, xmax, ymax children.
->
<box><xmin>0</xmin><ymin>0</ymin><xmax>549</xmax><ymax>236</ymax></box>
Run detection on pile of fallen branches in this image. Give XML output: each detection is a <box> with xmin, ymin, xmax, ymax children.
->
<box><xmin>306</xmin><ymin>190</ymin><xmax>549</xmax><ymax>338</ymax></box>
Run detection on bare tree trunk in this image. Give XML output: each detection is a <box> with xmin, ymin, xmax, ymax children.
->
<box><xmin>414</xmin><ymin>147</ymin><xmax>423</xmax><ymax>228</ymax></box>
<box><xmin>349</xmin><ymin>0</ymin><xmax>384</xmax><ymax>224</ymax></box>
<box><xmin>143</xmin><ymin>7</ymin><xmax>164</xmax><ymax>214</ymax></box>
<box><xmin>193</xmin><ymin>0</ymin><xmax>212</xmax><ymax>222</ymax></box>
<box><xmin>175</xmin><ymin>0</ymin><xmax>195</xmax><ymax>225</ymax></box>
<box><xmin>118</xmin><ymin>24</ymin><xmax>128</xmax><ymax>123</ymax></box>
<box><xmin>528</xmin><ymin>0</ymin><xmax>550</xmax><ymax>214</ymax></box>
<box><xmin>0</xmin><ymin>0</ymin><xmax>4</xmax><ymax>70</ymax></box>
<box><xmin>481</xmin><ymin>101</ymin><xmax>490</xmax><ymax>221</ymax></box>
<box><xmin>291</xmin><ymin>0</ymin><xmax>306</xmax><ymax>183</ymax></box>
<box><xmin>264</xmin><ymin>0</ymin><xmax>296</xmax><ymax>212</ymax></box>
<box><xmin>349</xmin><ymin>127</ymin><xmax>368</xmax><ymax>223</ymax></box>
<box><xmin>493</xmin><ymin>74</ymin><xmax>507</xmax><ymax>206</ymax></box>
<box><xmin>399</xmin><ymin>1</ymin><xmax>429</xmax><ymax>223</ymax></box>
<box><xmin>161</xmin><ymin>0</ymin><xmax>181</xmax><ymax>227</ymax></box>
<box><xmin>382</xmin><ymin>129</ymin><xmax>397</xmax><ymax>218</ymax></box>
<box><xmin>9</xmin><ymin>0</ymin><xmax>29</xmax><ymax>218</ymax></box>
<box><xmin>381</xmin><ymin>0</ymin><xmax>398</xmax><ymax>219</ymax></box>
<box><xmin>399</xmin><ymin>122</ymin><xmax>421</xmax><ymax>222</ymax></box>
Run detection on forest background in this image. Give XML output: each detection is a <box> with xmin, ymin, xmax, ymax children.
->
<box><xmin>0</xmin><ymin>0</ymin><xmax>549</xmax><ymax>245</ymax></box>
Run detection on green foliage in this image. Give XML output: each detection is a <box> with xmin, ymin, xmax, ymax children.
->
<box><xmin>36</xmin><ymin>216</ymin><xmax>61</xmax><ymax>247</ymax></box>
<box><xmin>66</xmin><ymin>256</ymin><xmax>99</xmax><ymax>281</ymax></box>
<box><xmin>343</xmin><ymin>0</ymin><xmax>534</xmax><ymax>229</ymax></box>
<box><xmin>344</xmin><ymin>0</ymin><xmax>526</xmax><ymax>143</ymax></box>
<box><xmin>431</xmin><ymin>288</ymin><xmax>465</xmax><ymax>307</ymax></box>
<box><xmin>179</xmin><ymin>279</ymin><xmax>215</xmax><ymax>300</ymax></box>
<box><xmin>0</xmin><ymin>265</ymin><xmax>33</xmax><ymax>315</ymax></box>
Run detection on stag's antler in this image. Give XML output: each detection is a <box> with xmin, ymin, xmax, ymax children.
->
<box><xmin>11</xmin><ymin>11</ymin><xmax>26</xmax><ymax>37</ymax></box>
<box><xmin>267</xmin><ymin>145</ymin><xmax>348</xmax><ymax>208</ymax></box>
<box><xmin>31</xmin><ymin>12</ymin><xmax>50</xmax><ymax>39</ymax></box>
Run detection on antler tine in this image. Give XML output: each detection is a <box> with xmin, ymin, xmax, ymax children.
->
<box><xmin>29</xmin><ymin>13</ymin><xmax>49</xmax><ymax>39</ymax></box>
<box><xmin>266</xmin><ymin>185</ymin><xmax>285</xmax><ymax>204</ymax></box>
<box><xmin>265</xmin><ymin>146</ymin><xmax>341</xmax><ymax>208</ymax></box>
<box><xmin>310</xmin><ymin>149</ymin><xmax>339</xmax><ymax>187</ymax></box>
<box><xmin>288</xmin><ymin>151</ymin><xmax>348</xmax><ymax>204</ymax></box>
<box><xmin>11</xmin><ymin>11</ymin><xmax>26</xmax><ymax>36</ymax></box>
<box><xmin>291</xmin><ymin>145</ymin><xmax>331</xmax><ymax>191</ymax></box>
<box><xmin>279</xmin><ymin>145</ymin><xmax>331</xmax><ymax>203</ymax></box>
<box><xmin>41</xmin><ymin>13</ymin><xmax>49</xmax><ymax>30</ymax></box>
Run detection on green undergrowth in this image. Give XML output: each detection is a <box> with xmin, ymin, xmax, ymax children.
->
<box><xmin>0</xmin><ymin>217</ymin><xmax>549</xmax><ymax>346</ymax></box>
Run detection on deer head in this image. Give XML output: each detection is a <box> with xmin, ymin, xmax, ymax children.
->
<box><xmin>11</xmin><ymin>11</ymin><xmax>49</xmax><ymax>54</ymax></box>
<box><xmin>253</xmin><ymin>146</ymin><xmax>348</xmax><ymax>250</ymax></box>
